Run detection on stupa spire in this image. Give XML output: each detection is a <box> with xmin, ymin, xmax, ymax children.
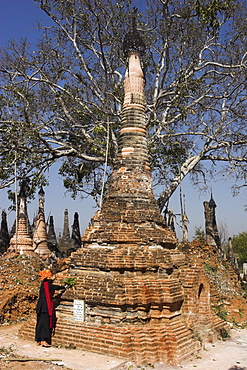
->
<box><xmin>71</xmin><ymin>212</ymin><xmax>81</xmax><ymax>250</ymax></box>
<box><xmin>47</xmin><ymin>215</ymin><xmax>57</xmax><ymax>252</ymax></box>
<box><xmin>204</xmin><ymin>191</ymin><xmax>221</xmax><ymax>249</ymax></box>
<box><xmin>33</xmin><ymin>187</ymin><xmax>51</xmax><ymax>259</ymax></box>
<box><xmin>82</xmin><ymin>9</ymin><xmax>176</xmax><ymax>249</ymax></box>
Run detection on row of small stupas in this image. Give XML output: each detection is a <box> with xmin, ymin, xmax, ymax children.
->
<box><xmin>0</xmin><ymin>182</ymin><xmax>224</xmax><ymax>260</ymax></box>
<box><xmin>0</xmin><ymin>183</ymin><xmax>81</xmax><ymax>259</ymax></box>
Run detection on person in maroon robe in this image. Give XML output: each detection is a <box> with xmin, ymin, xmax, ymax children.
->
<box><xmin>35</xmin><ymin>269</ymin><xmax>66</xmax><ymax>347</ymax></box>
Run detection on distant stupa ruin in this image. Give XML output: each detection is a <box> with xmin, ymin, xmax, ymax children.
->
<box><xmin>57</xmin><ymin>209</ymin><xmax>81</xmax><ymax>256</ymax></box>
<box><xmin>32</xmin><ymin>187</ymin><xmax>51</xmax><ymax>258</ymax></box>
<box><xmin>0</xmin><ymin>210</ymin><xmax>10</xmax><ymax>254</ymax></box>
<box><xmin>8</xmin><ymin>186</ymin><xmax>34</xmax><ymax>255</ymax></box>
<box><xmin>204</xmin><ymin>192</ymin><xmax>221</xmax><ymax>250</ymax></box>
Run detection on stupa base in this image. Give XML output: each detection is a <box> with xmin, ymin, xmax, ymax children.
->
<box><xmin>20</xmin><ymin>314</ymin><xmax>201</xmax><ymax>365</ymax></box>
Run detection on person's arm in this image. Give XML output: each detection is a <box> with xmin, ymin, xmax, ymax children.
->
<box><xmin>49</xmin><ymin>281</ymin><xmax>66</xmax><ymax>293</ymax></box>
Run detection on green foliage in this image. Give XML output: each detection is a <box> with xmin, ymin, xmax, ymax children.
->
<box><xmin>0</xmin><ymin>0</ymin><xmax>246</xmax><ymax>207</ymax></box>
<box><xmin>232</xmin><ymin>232</ymin><xmax>247</xmax><ymax>271</ymax></box>
<box><xmin>63</xmin><ymin>277</ymin><xmax>76</xmax><ymax>288</ymax></box>
<box><xmin>15</xmin><ymin>278</ymin><xmax>22</xmax><ymax>285</ymax></box>
<box><xmin>241</xmin><ymin>282</ymin><xmax>247</xmax><ymax>299</ymax></box>
<box><xmin>195</xmin><ymin>0</ymin><xmax>235</xmax><ymax>35</ymax></box>
<box><xmin>204</xmin><ymin>263</ymin><xmax>213</xmax><ymax>273</ymax></box>
<box><xmin>219</xmin><ymin>328</ymin><xmax>230</xmax><ymax>339</ymax></box>
<box><xmin>193</xmin><ymin>226</ymin><xmax>206</xmax><ymax>244</ymax></box>
<box><xmin>213</xmin><ymin>306</ymin><xmax>228</xmax><ymax>321</ymax></box>
<box><xmin>204</xmin><ymin>262</ymin><xmax>219</xmax><ymax>275</ymax></box>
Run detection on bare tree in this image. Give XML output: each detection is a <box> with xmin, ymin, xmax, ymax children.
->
<box><xmin>218</xmin><ymin>220</ymin><xmax>229</xmax><ymax>247</ymax></box>
<box><xmin>0</xmin><ymin>0</ymin><xmax>246</xmax><ymax>208</ymax></box>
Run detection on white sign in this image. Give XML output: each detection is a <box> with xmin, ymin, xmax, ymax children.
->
<box><xmin>73</xmin><ymin>300</ymin><xmax>85</xmax><ymax>322</ymax></box>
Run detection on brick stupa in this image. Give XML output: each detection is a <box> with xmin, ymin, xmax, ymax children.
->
<box><xmin>57</xmin><ymin>209</ymin><xmax>73</xmax><ymax>256</ymax></box>
<box><xmin>8</xmin><ymin>197</ymin><xmax>33</xmax><ymax>255</ymax></box>
<box><xmin>20</xmin><ymin>13</ymin><xmax>226</xmax><ymax>365</ymax></box>
<box><xmin>32</xmin><ymin>187</ymin><xmax>51</xmax><ymax>259</ymax></box>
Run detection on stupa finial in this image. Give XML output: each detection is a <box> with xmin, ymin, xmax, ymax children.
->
<box><xmin>209</xmin><ymin>191</ymin><xmax>217</xmax><ymax>208</ymax></box>
<box><xmin>123</xmin><ymin>7</ymin><xmax>146</xmax><ymax>58</ymax></box>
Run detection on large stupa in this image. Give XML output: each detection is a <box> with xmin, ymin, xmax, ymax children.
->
<box><xmin>20</xmin><ymin>10</ymin><xmax>227</xmax><ymax>365</ymax></box>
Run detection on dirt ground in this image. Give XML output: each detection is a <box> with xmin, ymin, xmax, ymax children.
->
<box><xmin>1</xmin><ymin>254</ymin><xmax>247</xmax><ymax>370</ymax></box>
<box><xmin>1</xmin><ymin>322</ymin><xmax>247</xmax><ymax>370</ymax></box>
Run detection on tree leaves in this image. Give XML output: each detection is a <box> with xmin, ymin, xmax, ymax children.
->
<box><xmin>0</xmin><ymin>0</ymin><xmax>246</xmax><ymax>209</ymax></box>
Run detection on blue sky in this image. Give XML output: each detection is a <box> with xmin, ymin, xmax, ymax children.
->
<box><xmin>0</xmin><ymin>0</ymin><xmax>246</xmax><ymax>241</ymax></box>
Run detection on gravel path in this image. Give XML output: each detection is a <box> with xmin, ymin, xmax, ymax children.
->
<box><xmin>0</xmin><ymin>323</ymin><xmax>247</xmax><ymax>370</ymax></box>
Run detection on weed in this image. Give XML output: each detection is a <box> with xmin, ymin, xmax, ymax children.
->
<box><xmin>240</xmin><ymin>282</ymin><xmax>247</xmax><ymax>298</ymax></box>
<box><xmin>219</xmin><ymin>328</ymin><xmax>230</xmax><ymax>339</ymax></box>
<box><xmin>239</xmin><ymin>308</ymin><xmax>243</xmax><ymax>318</ymax></box>
<box><xmin>0</xmin><ymin>347</ymin><xmax>10</xmax><ymax>354</ymax></box>
<box><xmin>213</xmin><ymin>306</ymin><xmax>228</xmax><ymax>321</ymax></box>
<box><xmin>204</xmin><ymin>263</ymin><xmax>213</xmax><ymax>273</ymax></box>
<box><xmin>232</xmin><ymin>319</ymin><xmax>240</xmax><ymax>327</ymax></box>
<box><xmin>15</xmin><ymin>278</ymin><xmax>22</xmax><ymax>284</ymax></box>
<box><xmin>204</xmin><ymin>263</ymin><xmax>218</xmax><ymax>274</ymax></box>
<box><xmin>63</xmin><ymin>277</ymin><xmax>76</xmax><ymax>288</ymax></box>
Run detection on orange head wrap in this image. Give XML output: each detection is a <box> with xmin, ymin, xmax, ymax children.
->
<box><xmin>39</xmin><ymin>269</ymin><xmax>52</xmax><ymax>280</ymax></box>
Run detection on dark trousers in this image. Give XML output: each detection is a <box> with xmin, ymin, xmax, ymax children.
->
<box><xmin>35</xmin><ymin>312</ymin><xmax>51</xmax><ymax>342</ymax></box>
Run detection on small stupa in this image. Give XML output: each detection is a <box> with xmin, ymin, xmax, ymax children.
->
<box><xmin>32</xmin><ymin>187</ymin><xmax>51</xmax><ymax>259</ymax></box>
<box><xmin>204</xmin><ymin>192</ymin><xmax>221</xmax><ymax>249</ymax></box>
<box><xmin>57</xmin><ymin>209</ymin><xmax>73</xmax><ymax>256</ymax></box>
<box><xmin>0</xmin><ymin>210</ymin><xmax>10</xmax><ymax>254</ymax></box>
<box><xmin>71</xmin><ymin>212</ymin><xmax>81</xmax><ymax>251</ymax></box>
<box><xmin>8</xmin><ymin>193</ymin><xmax>33</xmax><ymax>255</ymax></box>
<box><xmin>9</xmin><ymin>179</ymin><xmax>33</xmax><ymax>239</ymax></box>
<box><xmin>47</xmin><ymin>216</ymin><xmax>57</xmax><ymax>249</ymax></box>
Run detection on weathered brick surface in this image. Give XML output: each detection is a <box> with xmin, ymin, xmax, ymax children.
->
<box><xmin>70</xmin><ymin>245</ymin><xmax>183</xmax><ymax>271</ymax></box>
<box><xmin>20</xmin><ymin>315</ymin><xmax>198</xmax><ymax>365</ymax></box>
